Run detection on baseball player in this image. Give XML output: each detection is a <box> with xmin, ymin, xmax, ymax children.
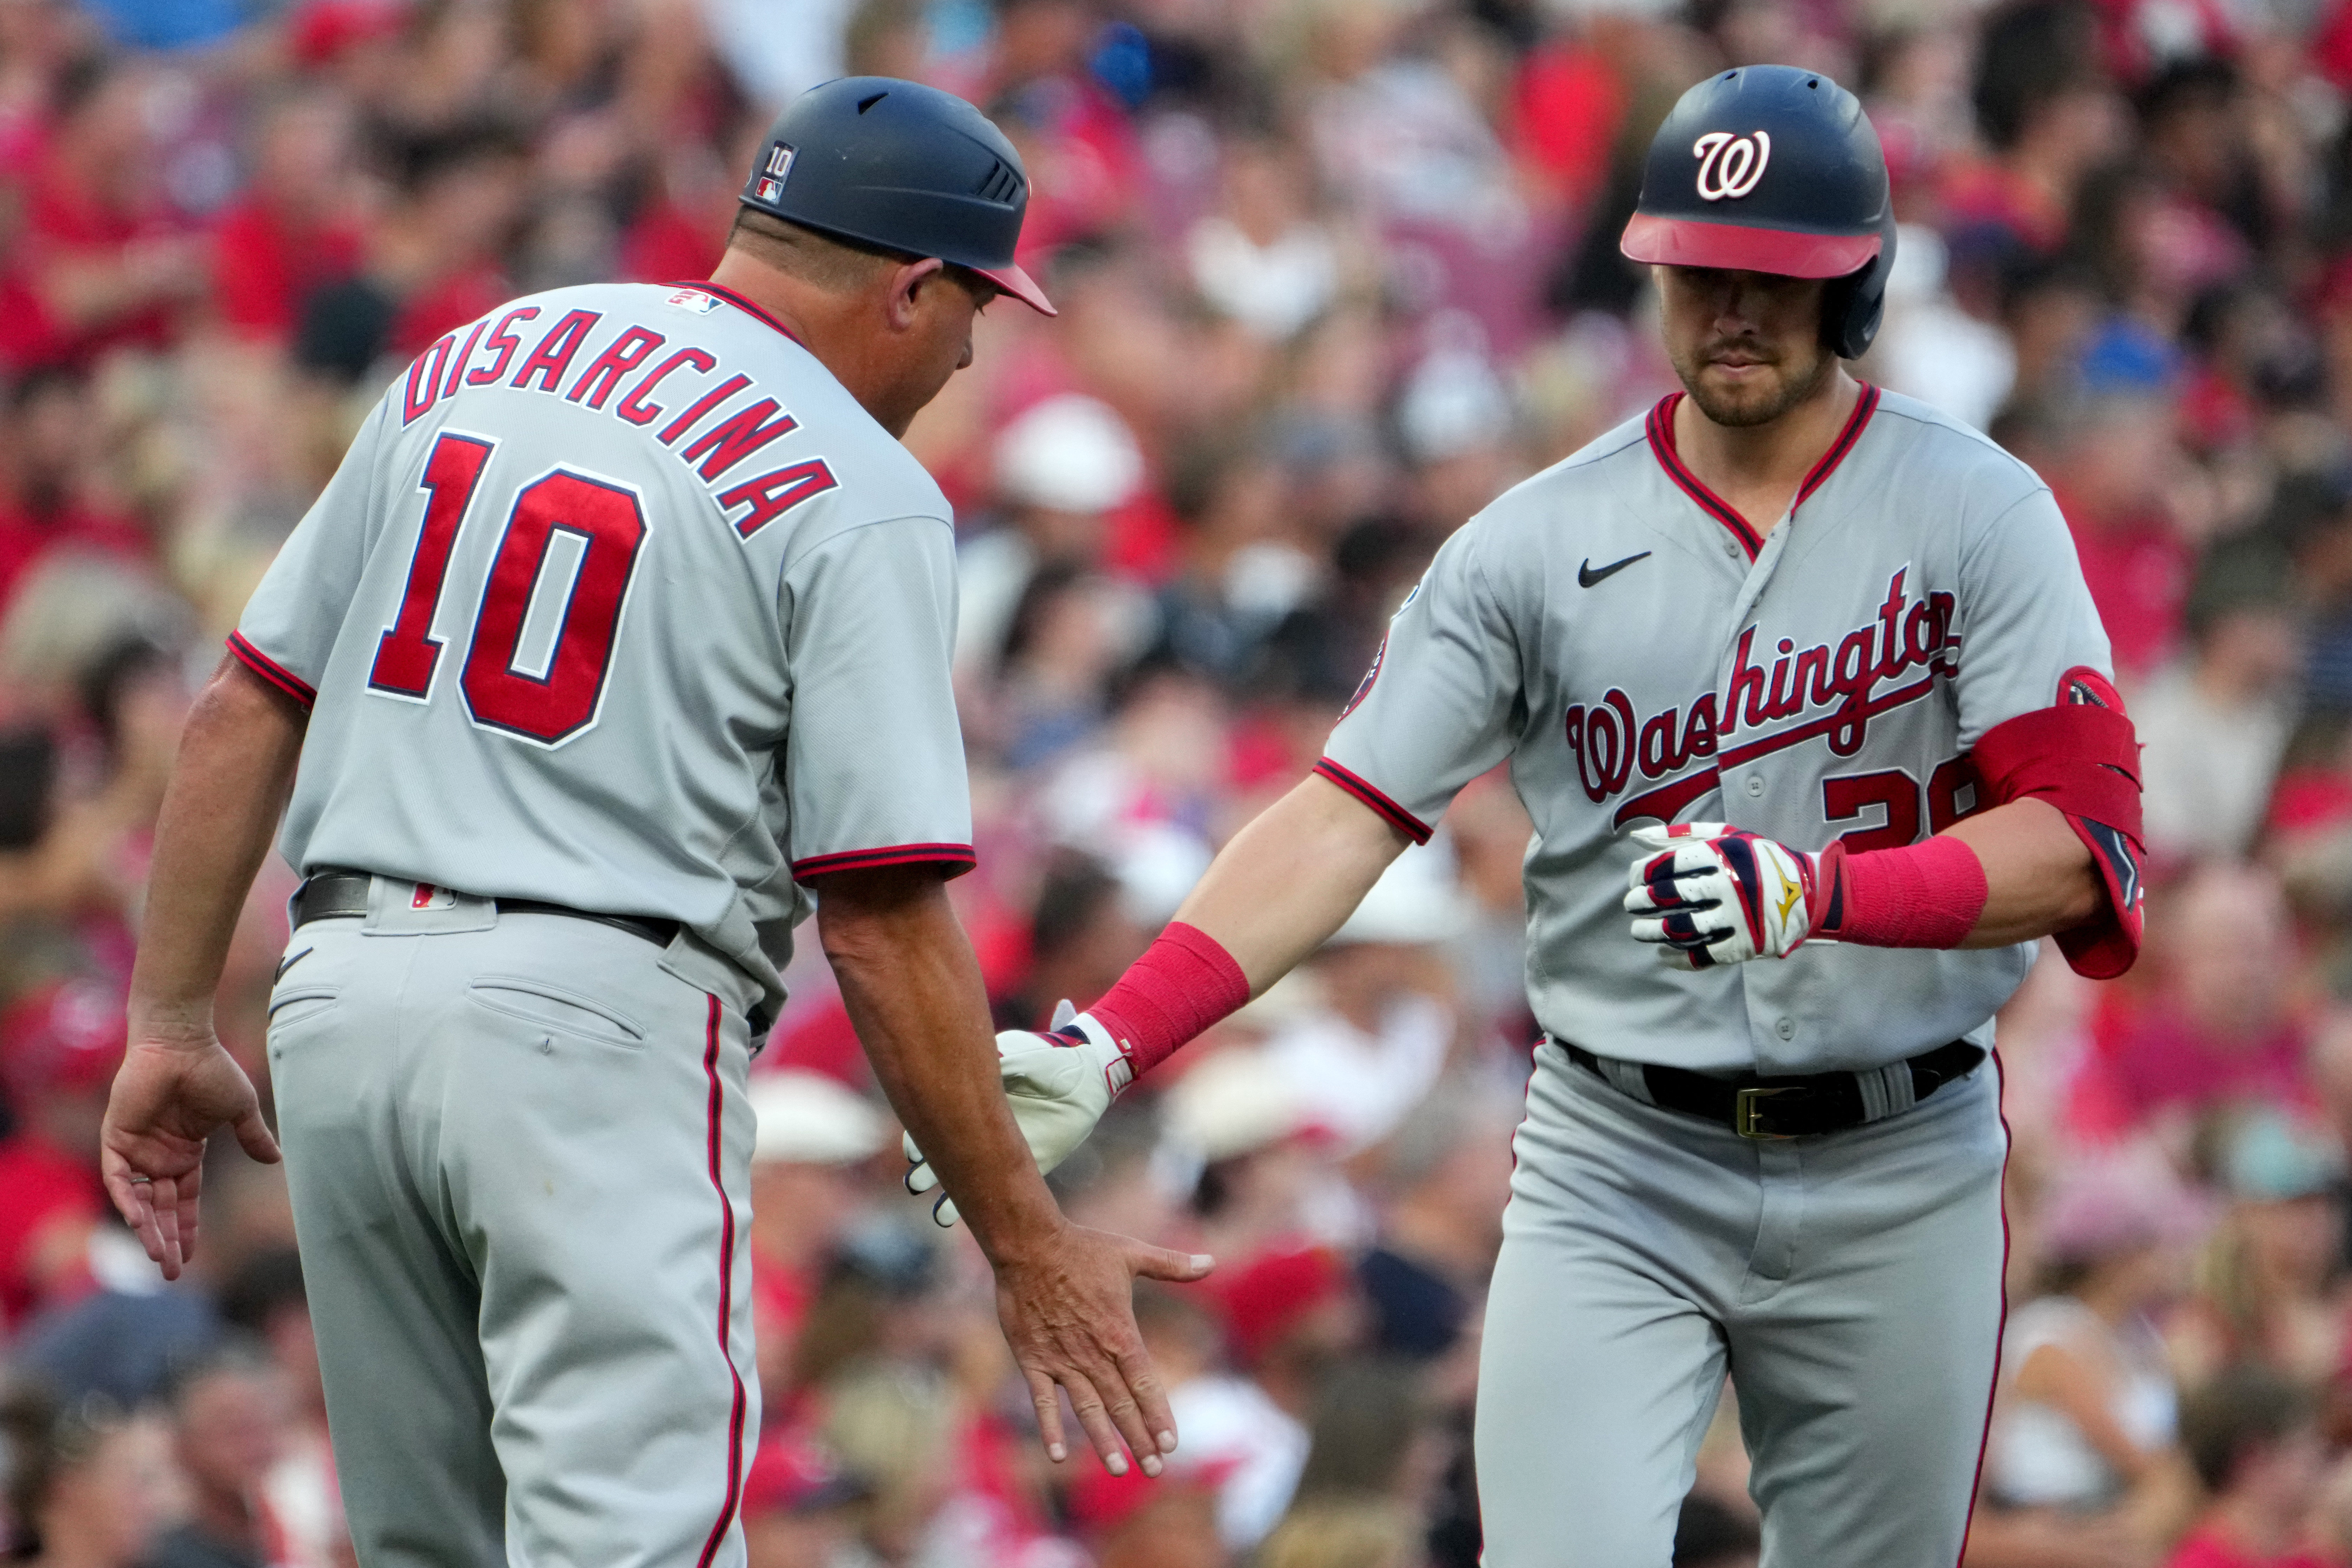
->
<box><xmin>907</xmin><ymin>66</ymin><xmax>2146</xmax><ymax>1565</ymax></box>
<box><xmin>99</xmin><ymin>78</ymin><xmax>1209</xmax><ymax>1568</ymax></box>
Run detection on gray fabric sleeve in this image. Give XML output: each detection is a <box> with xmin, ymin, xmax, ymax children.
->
<box><xmin>1319</xmin><ymin>522</ymin><xmax>1525</xmax><ymax>839</ymax></box>
<box><xmin>779</xmin><ymin>514</ymin><xmax>976</xmax><ymax>880</ymax></box>
<box><xmin>1951</xmin><ymin>486</ymin><xmax>2117</xmax><ymax>745</ymax></box>
<box><xmin>230</xmin><ymin>397</ymin><xmax>395</xmax><ymax>704</ymax></box>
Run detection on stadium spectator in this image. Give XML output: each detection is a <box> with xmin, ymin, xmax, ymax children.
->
<box><xmin>2069</xmin><ymin>865</ymin><xmax>2313</xmax><ymax>1142</ymax></box>
<box><xmin>2165</xmin><ymin>1367</ymin><xmax>2329</xmax><ymax>1568</ymax></box>
<box><xmin>145</xmin><ymin>1341</ymin><xmax>294</xmax><ymax>1568</ymax></box>
<box><xmin>1984</xmin><ymin>1154</ymin><xmax>2199</xmax><ymax>1545</ymax></box>
<box><xmin>2174</xmin><ymin>1110</ymin><xmax>2351</xmax><ymax>1392</ymax></box>
<box><xmin>0</xmin><ymin>1383</ymin><xmax>174</xmax><ymax>1566</ymax></box>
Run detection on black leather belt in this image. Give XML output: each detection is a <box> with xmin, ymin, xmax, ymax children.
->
<box><xmin>294</xmin><ymin>869</ymin><xmax>682</xmax><ymax>949</ymax></box>
<box><xmin>1563</xmin><ymin>1040</ymin><xmax>1985</xmax><ymax>1139</ymax></box>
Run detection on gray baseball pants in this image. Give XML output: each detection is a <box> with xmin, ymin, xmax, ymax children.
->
<box><xmin>1475</xmin><ymin>1041</ymin><xmax>2006</xmax><ymax>1567</ymax></box>
<box><xmin>265</xmin><ymin>879</ymin><xmax>763</xmax><ymax>1568</ymax></box>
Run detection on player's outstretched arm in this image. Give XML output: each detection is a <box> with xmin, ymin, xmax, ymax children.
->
<box><xmin>906</xmin><ymin>774</ymin><xmax>1411</xmax><ymax>1223</ymax></box>
<box><xmin>105</xmin><ymin>656</ymin><xmax>302</xmax><ymax>1278</ymax></box>
<box><xmin>1165</xmin><ymin>771</ymin><xmax>1416</xmax><ymax>986</ymax></box>
<box><xmin>815</xmin><ymin>863</ymin><xmax>1214</xmax><ymax>1477</ymax></box>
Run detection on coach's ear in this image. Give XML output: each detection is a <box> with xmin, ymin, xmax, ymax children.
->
<box><xmin>882</xmin><ymin>256</ymin><xmax>950</xmax><ymax>332</ymax></box>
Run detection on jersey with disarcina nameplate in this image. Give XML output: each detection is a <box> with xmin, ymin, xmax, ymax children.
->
<box><xmin>229</xmin><ymin>281</ymin><xmax>978</xmax><ymax>1015</ymax></box>
<box><xmin>1316</xmin><ymin>385</ymin><xmax>2116</xmax><ymax>1074</ymax></box>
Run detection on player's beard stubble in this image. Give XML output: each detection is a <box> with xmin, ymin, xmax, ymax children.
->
<box><xmin>1669</xmin><ymin>331</ymin><xmax>1834</xmax><ymax>429</ymax></box>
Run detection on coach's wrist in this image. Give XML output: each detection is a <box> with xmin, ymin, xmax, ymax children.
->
<box><xmin>125</xmin><ymin>995</ymin><xmax>218</xmax><ymax>1051</ymax></box>
<box><xmin>966</xmin><ymin>1195</ymin><xmax>1071</xmax><ymax>1272</ymax></box>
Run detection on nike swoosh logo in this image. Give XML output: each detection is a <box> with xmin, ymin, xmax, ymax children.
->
<box><xmin>1578</xmin><ymin>551</ymin><xmax>1651</xmax><ymax>588</ymax></box>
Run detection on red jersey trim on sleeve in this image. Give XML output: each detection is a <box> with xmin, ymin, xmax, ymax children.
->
<box><xmin>226</xmin><ymin>633</ymin><xmax>318</xmax><ymax>710</ymax></box>
<box><xmin>1313</xmin><ymin>758</ymin><xmax>1434</xmax><ymax>845</ymax></box>
<box><xmin>790</xmin><ymin>843</ymin><xmax>978</xmax><ymax>880</ymax></box>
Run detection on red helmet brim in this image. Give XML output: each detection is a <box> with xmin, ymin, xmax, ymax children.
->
<box><xmin>972</xmin><ymin>260</ymin><xmax>1056</xmax><ymax>316</ymax></box>
<box><xmin>1620</xmin><ymin>214</ymin><xmax>1882</xmax><ymax>279</ymax></box>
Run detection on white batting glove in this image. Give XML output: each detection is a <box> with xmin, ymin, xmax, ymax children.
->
<box><xmin>1623</xmin><ymin>823</ymin><xmax>1822</xmax><ymax>970</ymax></box>
<box><xmin>904</xmin><ymin>1000</ymin><xmax>1136</xmax><ymax>1227</ymax></box>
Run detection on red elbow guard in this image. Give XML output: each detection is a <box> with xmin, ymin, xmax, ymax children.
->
<box><xmin>1968</xmin><ymin>668</ymin><xmax>2145</xmax><ymax>979</ymax></box>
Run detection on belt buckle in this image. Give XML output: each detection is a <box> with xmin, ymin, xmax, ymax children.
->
<box><xmin>1734</xmin><ymin>1085</ymin><xmax>1797</xmax><ymax>1140</ymax></box>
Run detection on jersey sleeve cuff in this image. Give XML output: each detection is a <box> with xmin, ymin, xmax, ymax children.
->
<box><xmin>790</xmin><ymin>843</ymin><xmax>978</xmax><ymax>881</ymax></box>
<box><xmin>227</xmin><ymin>632</ymin><xmax>318</xmax><ymax>710</ymax></box>
<box><xmin>1313</xmin><ymin>758</ymin><xmax>1434</xmax><ymax>845</ymax></box>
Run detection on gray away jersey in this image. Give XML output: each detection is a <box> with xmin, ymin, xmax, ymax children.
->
<box><xmin>1320</xmin><ymin>386</ymin><xmax>2112</xmax><ymax>1074</ymax></box>
<box><xmin>233</xmin><ymin>281</ymin><xmax>975</xmax><ymax>1010</ymax></box>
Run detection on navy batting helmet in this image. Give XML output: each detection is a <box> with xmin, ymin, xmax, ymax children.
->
<box><xmin>1619</xmin><ymin>65</ymin><xmax>1894</xmax><ymax>360</ymax></box>
<box><xmin>740</xmin><ymin>76</ymin><xmax>1054</xmax><ymax>316</ymax></box>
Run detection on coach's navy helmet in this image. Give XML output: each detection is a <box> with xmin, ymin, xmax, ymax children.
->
<box><xmin>741</xmin><ymin>76</ymin><xmax>1055</xmax><ymax>316</ymax></box>
<box><xmin>1620</xmin><ymin>65</ymin><xmax>1895</xmax><ymax>359</ymax></box>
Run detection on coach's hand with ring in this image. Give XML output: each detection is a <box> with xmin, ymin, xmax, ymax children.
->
<box><xmin>101</xmin><ymin>1003</ymin><xmax>282</xmax><ymax>1281</ymax></box>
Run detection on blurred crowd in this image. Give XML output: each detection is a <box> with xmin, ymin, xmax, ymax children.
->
<box><xmin>22</xmin><ymin>0</ymin><xmax>2352</xmax><ymax>1564</ymax></box>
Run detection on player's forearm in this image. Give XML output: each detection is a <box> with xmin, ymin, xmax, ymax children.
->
<box><xmin>129</xmin><ymin>658</ymin><xmax>308</xmax><ymax>1030</ymax></box>
<box><xmin>816</xmin><ymin>868</ymin><xmax>1067</xmax><ymax>1267</ymax></box>
<box><xmin>1942</xmin><ymin>798</ymin><xmax>2102</xmax><ymax>948</ymax></box>
<box><xmin>1170</xmin><ymin>773</ymin><xmax>1411</xmax><ymax>992</ymax></box>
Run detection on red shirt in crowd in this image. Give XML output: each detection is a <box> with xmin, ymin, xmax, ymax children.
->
<box><xmin>2052</xmin><ymin>485</ymin><xmax>2191</xmax><ymax>684</ymax></box>
<box><xmin>20</xmin><ymin>159</ymin><xmax>191</xmax><ymax>366</ymax></box>
<box><xmin>1509</xmin><ymin>42</ymin><xmax>1626</xmax><ymax>211</ymax></box>
<box><xmin>0</xmin><ymin>1133</ymin><xmax>98</xmax><ymax>1327</ymax></box>
<box><xmin>2164</xmin><ymin>1525</ymin><xmax>2330</xmax><ymax>1568</ymax></box>
<box><xmin>619</xmin><ymin>199</ymin><xmax>724</xmax><ymax>287</ymax></box>
<box><xmin>210</xmin><ymin>195</ymin><xmax>363</xmax><ymax>340</ymax></box>
<box><xmin>2066</xmin><ymin>992</ymin><xmax>2312</xmax><ymax>1141</ymax></box>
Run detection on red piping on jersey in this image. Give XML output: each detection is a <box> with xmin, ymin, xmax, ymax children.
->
<box><xmin>1796</xmin><ymin>383</ymin><xmax>1881</xmax><ymax>508</ymax></box>
<box><xmin>695</xmin><ymin>992</ymin><xmax>749</xmax><ymax>1568</ymax></box>
<box><xmin>226</xmin><ymin>633</ymin><xmax>317</xmax><ymax>709</ymax></box>
<box><xmin>1313</xmin><ymin>758</ymin><xmax>1434</xmax><ymax>845</ymax></box>
<box><xmin>679</xmin><ymin>282</ymin><xmax>810</xmax><ymax>349</ymax></box>
<box><xmin>1644</xmin><ymin>383</ymin><xmax>1881</xmax><ymax>560</ymax></box>
<box><xmin>790</xmin><ymin>843</ymin><xmax>979</xmax><ymax>880</ymax></box>
<box><xmin>1955</xmin><ymin>1051</ymin><xmax>2013</xmax><ymax>1568</ymax></box>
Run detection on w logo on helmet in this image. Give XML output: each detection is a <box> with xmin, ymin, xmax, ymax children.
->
<box><xmin>1692</xmin><ymin>131</ymin><xmax>1771</xmax><ymax>201</ymax></box>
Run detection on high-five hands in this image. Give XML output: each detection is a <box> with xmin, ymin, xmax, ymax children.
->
<box><xmin>906</xmin><ymin>1001</ymin><xmax>1133</xmax><ymax>1226</ymax></box>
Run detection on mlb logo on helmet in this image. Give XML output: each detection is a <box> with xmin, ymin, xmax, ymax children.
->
<box><xmin>1693</xmin><ymin>131</ymin><xmax>1770</xmax><ymax>201</ymax></box>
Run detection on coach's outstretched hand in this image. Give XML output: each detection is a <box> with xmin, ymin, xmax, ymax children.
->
<box><xmin>102</xmin><ymin>1012</ymin><xmax>282</xmax><ymax>1280</ymax></box>
<box><xmin>905</xmin><ymin>1000</ymin><xmax>1130</xmax><ymax>1227</ymax></box>
<box><xmin>995</xmin><ymin>1224</ymin><xmax>1213</xmax><ymax>1476</ymax></box>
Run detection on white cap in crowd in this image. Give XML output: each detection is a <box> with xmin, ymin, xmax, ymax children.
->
<box><xmin>994</xmin><ymin>392</ymin><xmax>1145</xmax><ymax>514</ymax></box>
<box><xmin>748</xmin><ymin>1070</ymin><xmax>888</xmax><ymax>1166</ymax></box>
<box><xmin>1329</xmin><ymin>838</ymin><xmax>1477</xmax><ymax>946</ymax></box>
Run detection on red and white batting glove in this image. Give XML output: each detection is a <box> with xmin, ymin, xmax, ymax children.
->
<box><xmin>903</xmin><ymin>1001</ymin><xmax>1136</xmax><ymax>1228</ymax></box>
<box><xmin>1622</xmin><ymin>823</ymin><xmax>1825</xmax><ymax>969</ymax></box>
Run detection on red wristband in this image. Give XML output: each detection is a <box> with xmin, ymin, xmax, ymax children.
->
<box><xmin>1814</xmin><ymin>835</ymin><xmax>1989</xmax><ymax>949</ymax></box>
<box><xmin>1086</xmin><ymin>922</ymin><xmax>1251</xmax><ymax>1077</ymax></box>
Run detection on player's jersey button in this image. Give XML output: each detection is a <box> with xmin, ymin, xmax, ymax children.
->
<box><xmin>1745</xmin><ymin>776</ymin><xmax>1764</xmax><ymax>797</ymax></box>
<box><xmin>1722</xmin><ymin>539</ymin><xmax>1740</xmax><ymax>558</ymax></box>
<box><xmin>1775</xmin><ymin>1017</ymin><xmax>1796</xmax><ymax>1040</ymax></box>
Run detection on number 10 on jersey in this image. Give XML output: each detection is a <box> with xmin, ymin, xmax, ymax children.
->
<box><xmin>368</xmin><ymin>431</ymin><xmax>647</xmax><ymax>745</ymax></box>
